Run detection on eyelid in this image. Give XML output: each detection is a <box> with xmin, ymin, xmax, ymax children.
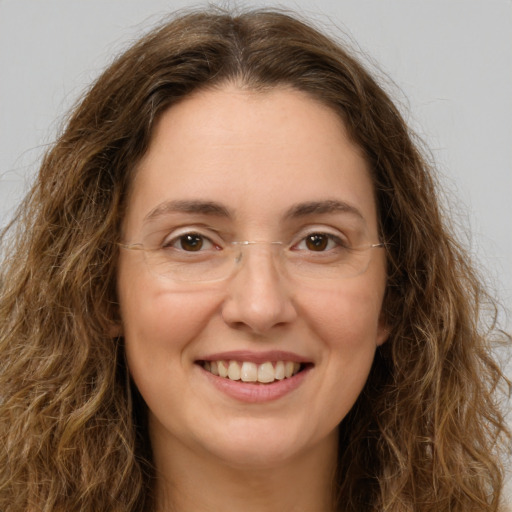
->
<box><xmin>289</xmin><ymin>225</ymin><xmax>350</xmax><ymax>247</ymax></box>
<box><xmin>161</xmin><ymin>225</ymin><xmax>225</xmax><ymax>248</ymax></box>
<box><xmin>155</xmin><ymin>223</ymin><xmax>354</xmax><ymax>248</ymax></box>
<box><xmin>292</xmin><ymin>234</ymin><xmax>348</xmax><ymax>253</ymax></box>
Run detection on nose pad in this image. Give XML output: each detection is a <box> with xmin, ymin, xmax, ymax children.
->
<box><xmin>221</xmin><ymin>243</ymin><xmax>297</xmax><ymax>334</ymax></box>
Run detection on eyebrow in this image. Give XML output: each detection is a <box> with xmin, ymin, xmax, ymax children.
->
<box><xmin>283</xmin><ymin>200</ymin><xmax>365</xmax><ymax>222</ymax></box>
<box><xmin>143</xmin><ymin>198</ymin><xmax>365</xmax><ymax>224</ymax></box>
<box><xmin>143</xmin><ymin>200</ymin><xmax>232</xmax><ymax>224</ymax></box>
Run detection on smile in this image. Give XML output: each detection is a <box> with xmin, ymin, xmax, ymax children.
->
<box><xmin>201</xmin><ymin>360</ymin><xmax>304</xmax><ymax>384</ymax></box>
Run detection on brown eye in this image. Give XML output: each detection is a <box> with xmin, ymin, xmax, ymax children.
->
<box><xmin>163</xmin><ymin>231</ymin><xmax>218</xmax><ymax>253</ymax></box>
<box><xmin>305</xmin><ymin>234</ymin><xmax>329</xmax><ymax>251</ymax></box>
<box><xmin>178</xmin><ymin>234</ymin><xmax>204</xmax><ymax>251</ymax></box>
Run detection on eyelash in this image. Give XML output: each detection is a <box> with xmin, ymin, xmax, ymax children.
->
<box><xmin>293</xmin><ymin>232</ymin><xmax>349</xmax><ymax>252</ymax></box>
<box><xmin>162</xmin><ymin>231</ymin><xmax>219</xmax><ymax>252</ymax></box>
<box><xmin>161</xmin><ymin>230</ymin><xmax>349</xmax><ymax>252</ymax></box>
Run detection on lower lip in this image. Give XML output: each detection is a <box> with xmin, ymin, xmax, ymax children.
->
<box><xmin>199</xmin><ymin>365</ymin><xmax>312</xmax><ymax>403</ymax></box>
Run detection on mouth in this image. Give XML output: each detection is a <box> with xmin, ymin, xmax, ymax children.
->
<box><xmin>198</xmin><ymin>359</ymin><xmax>310</xmax><ymax>384</ymax></box>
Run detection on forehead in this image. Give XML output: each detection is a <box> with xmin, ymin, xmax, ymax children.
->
<box><xmin>124</xmin><ymin>85</ymin><xmax>377</xmax><ymax>235</ymax></box>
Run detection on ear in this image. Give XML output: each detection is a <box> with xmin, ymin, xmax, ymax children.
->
<box><xmin>108</xmin><ymin>320</ymin><xmax>124</xmax><ymax>338</ymax></box>
<box><xmin>376</xmin><ymin>312</ymin><xmax>390</xmax><ymax>347</ymax></box>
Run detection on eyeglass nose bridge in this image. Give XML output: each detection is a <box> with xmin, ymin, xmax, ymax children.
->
<box><xmin>231</xmin><ymin>240</ymin><xmax>285</xmax><ymax>265</ymax></box>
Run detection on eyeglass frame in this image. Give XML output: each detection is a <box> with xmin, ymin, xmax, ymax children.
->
<box><xmin>118</xmin><ymin>238</ymin><xmax>386</xmax><ymax>285</ymax></box>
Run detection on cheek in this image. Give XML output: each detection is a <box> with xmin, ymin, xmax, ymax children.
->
<box><xmin>123</xmin><ymin>291</ymin><xmax>201</xmax><ymax>345</ymax></box>
<box><xmin>120</xmin><ymin>286</ymin><xmax>224</xmax><ymax>425</ymax></box>
<box><xmin>300</xmin><ymin>283</ymin><xmax>384</xmax><ymax>421</ymax></box>
<box><xmin>307</xmin><ymin>282</ymin><xmax>385</xmax><ymax>349</ymax></box>
<box><xmin>117</xmin><ymin>263</ymin><xmax>219</xmax><ymax>382</ymax></box>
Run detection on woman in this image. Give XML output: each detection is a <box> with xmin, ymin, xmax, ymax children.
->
<box><xmin>0</xmin><ymin>8</ymin><xmax>510</xmax><ymax>512</ymax></box>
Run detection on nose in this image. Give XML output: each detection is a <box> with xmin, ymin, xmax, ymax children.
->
<box><xmin>220</xmin><ymin>245</ymin><xmax>297</xmax><ymax>335</ymax></box>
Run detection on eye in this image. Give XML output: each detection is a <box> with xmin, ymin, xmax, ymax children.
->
<box><xmin>294</xmin><ymin>232</ymin><xmax>347</xmax><ymax>252</ymax></box>
<box><xmin>164</xmin><ymin>232</ymin><xmax>217</xmax><ymax>252</ymax></box>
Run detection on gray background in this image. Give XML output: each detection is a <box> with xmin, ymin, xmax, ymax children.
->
<box><xmin>1</xmin><ymin>0</ymin><xmax>511</xmax><ymax>498</ymax></box>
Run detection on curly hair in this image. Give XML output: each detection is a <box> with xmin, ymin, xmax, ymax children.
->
<box><xmin>0</xmin><ymin>8</ymin><xmax>510</xmax><ymax>511</ymax></box>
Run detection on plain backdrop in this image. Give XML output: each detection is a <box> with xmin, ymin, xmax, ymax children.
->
<box><xmin>1</xmin><ymin>0</ymin><xmax>511</xmax><ymax>497</ymax></box>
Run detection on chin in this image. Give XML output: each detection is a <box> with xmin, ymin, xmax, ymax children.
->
<box><xmin>196</xmin><ymin>418</ymin><xmax>336</xmax><ymax>471</ymax></box>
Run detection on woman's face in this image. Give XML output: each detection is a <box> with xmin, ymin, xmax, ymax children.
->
<box><xmin>117</xmin><ymin>85</ymin><xmax>388</xmax><ymax>469</ymax></box>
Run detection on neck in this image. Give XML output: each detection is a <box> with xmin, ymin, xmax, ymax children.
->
<box><xmin>151</xmin><ymin>424</ymin><xmax>338</xmax><ymax>512</ymax></box>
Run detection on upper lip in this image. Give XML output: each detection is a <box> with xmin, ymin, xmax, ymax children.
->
<box><xmin>197</xmin><ymin>350</ymin><xmax>312</xmax><ymax>364</ymax></box>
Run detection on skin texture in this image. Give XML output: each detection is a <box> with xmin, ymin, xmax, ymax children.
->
<box><xmin>117</xmin><ymin>85</ymin><xmax>389</xmax><ymax>511</ymax></box>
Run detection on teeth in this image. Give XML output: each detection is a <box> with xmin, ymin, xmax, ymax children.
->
<box><xmin>228</xmin><ymin>361</ymin><xmax>241</xmax><ymax>381</ymax></box>
<box><xmin>202</xmin><ymin>360</ymin><xmax>303</xmax><ymax>383</ymax></box>
<box><xmin>275</xmin><ymin>361</ymin><xmax>285</xmax><ymax>380</ymax></box>
<box><xmin>240</xmin><ymin>362</ymin><xmax>257</xmax><ymax>382</ymax></box>
<box><xmin>218</xmin><ymin>361</ymin><xmax>229</xmax><ymax>378</ymax></box>
<box><xmin>257</xmin><ymin>362</ymin><xmax>275</xmax><ymax>383</ymax></box>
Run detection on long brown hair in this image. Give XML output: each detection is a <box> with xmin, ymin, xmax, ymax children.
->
<box><xmin>1</xmin><ymin>8</ymin><xmax>510</xmax><ymax>511</ymax></box>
